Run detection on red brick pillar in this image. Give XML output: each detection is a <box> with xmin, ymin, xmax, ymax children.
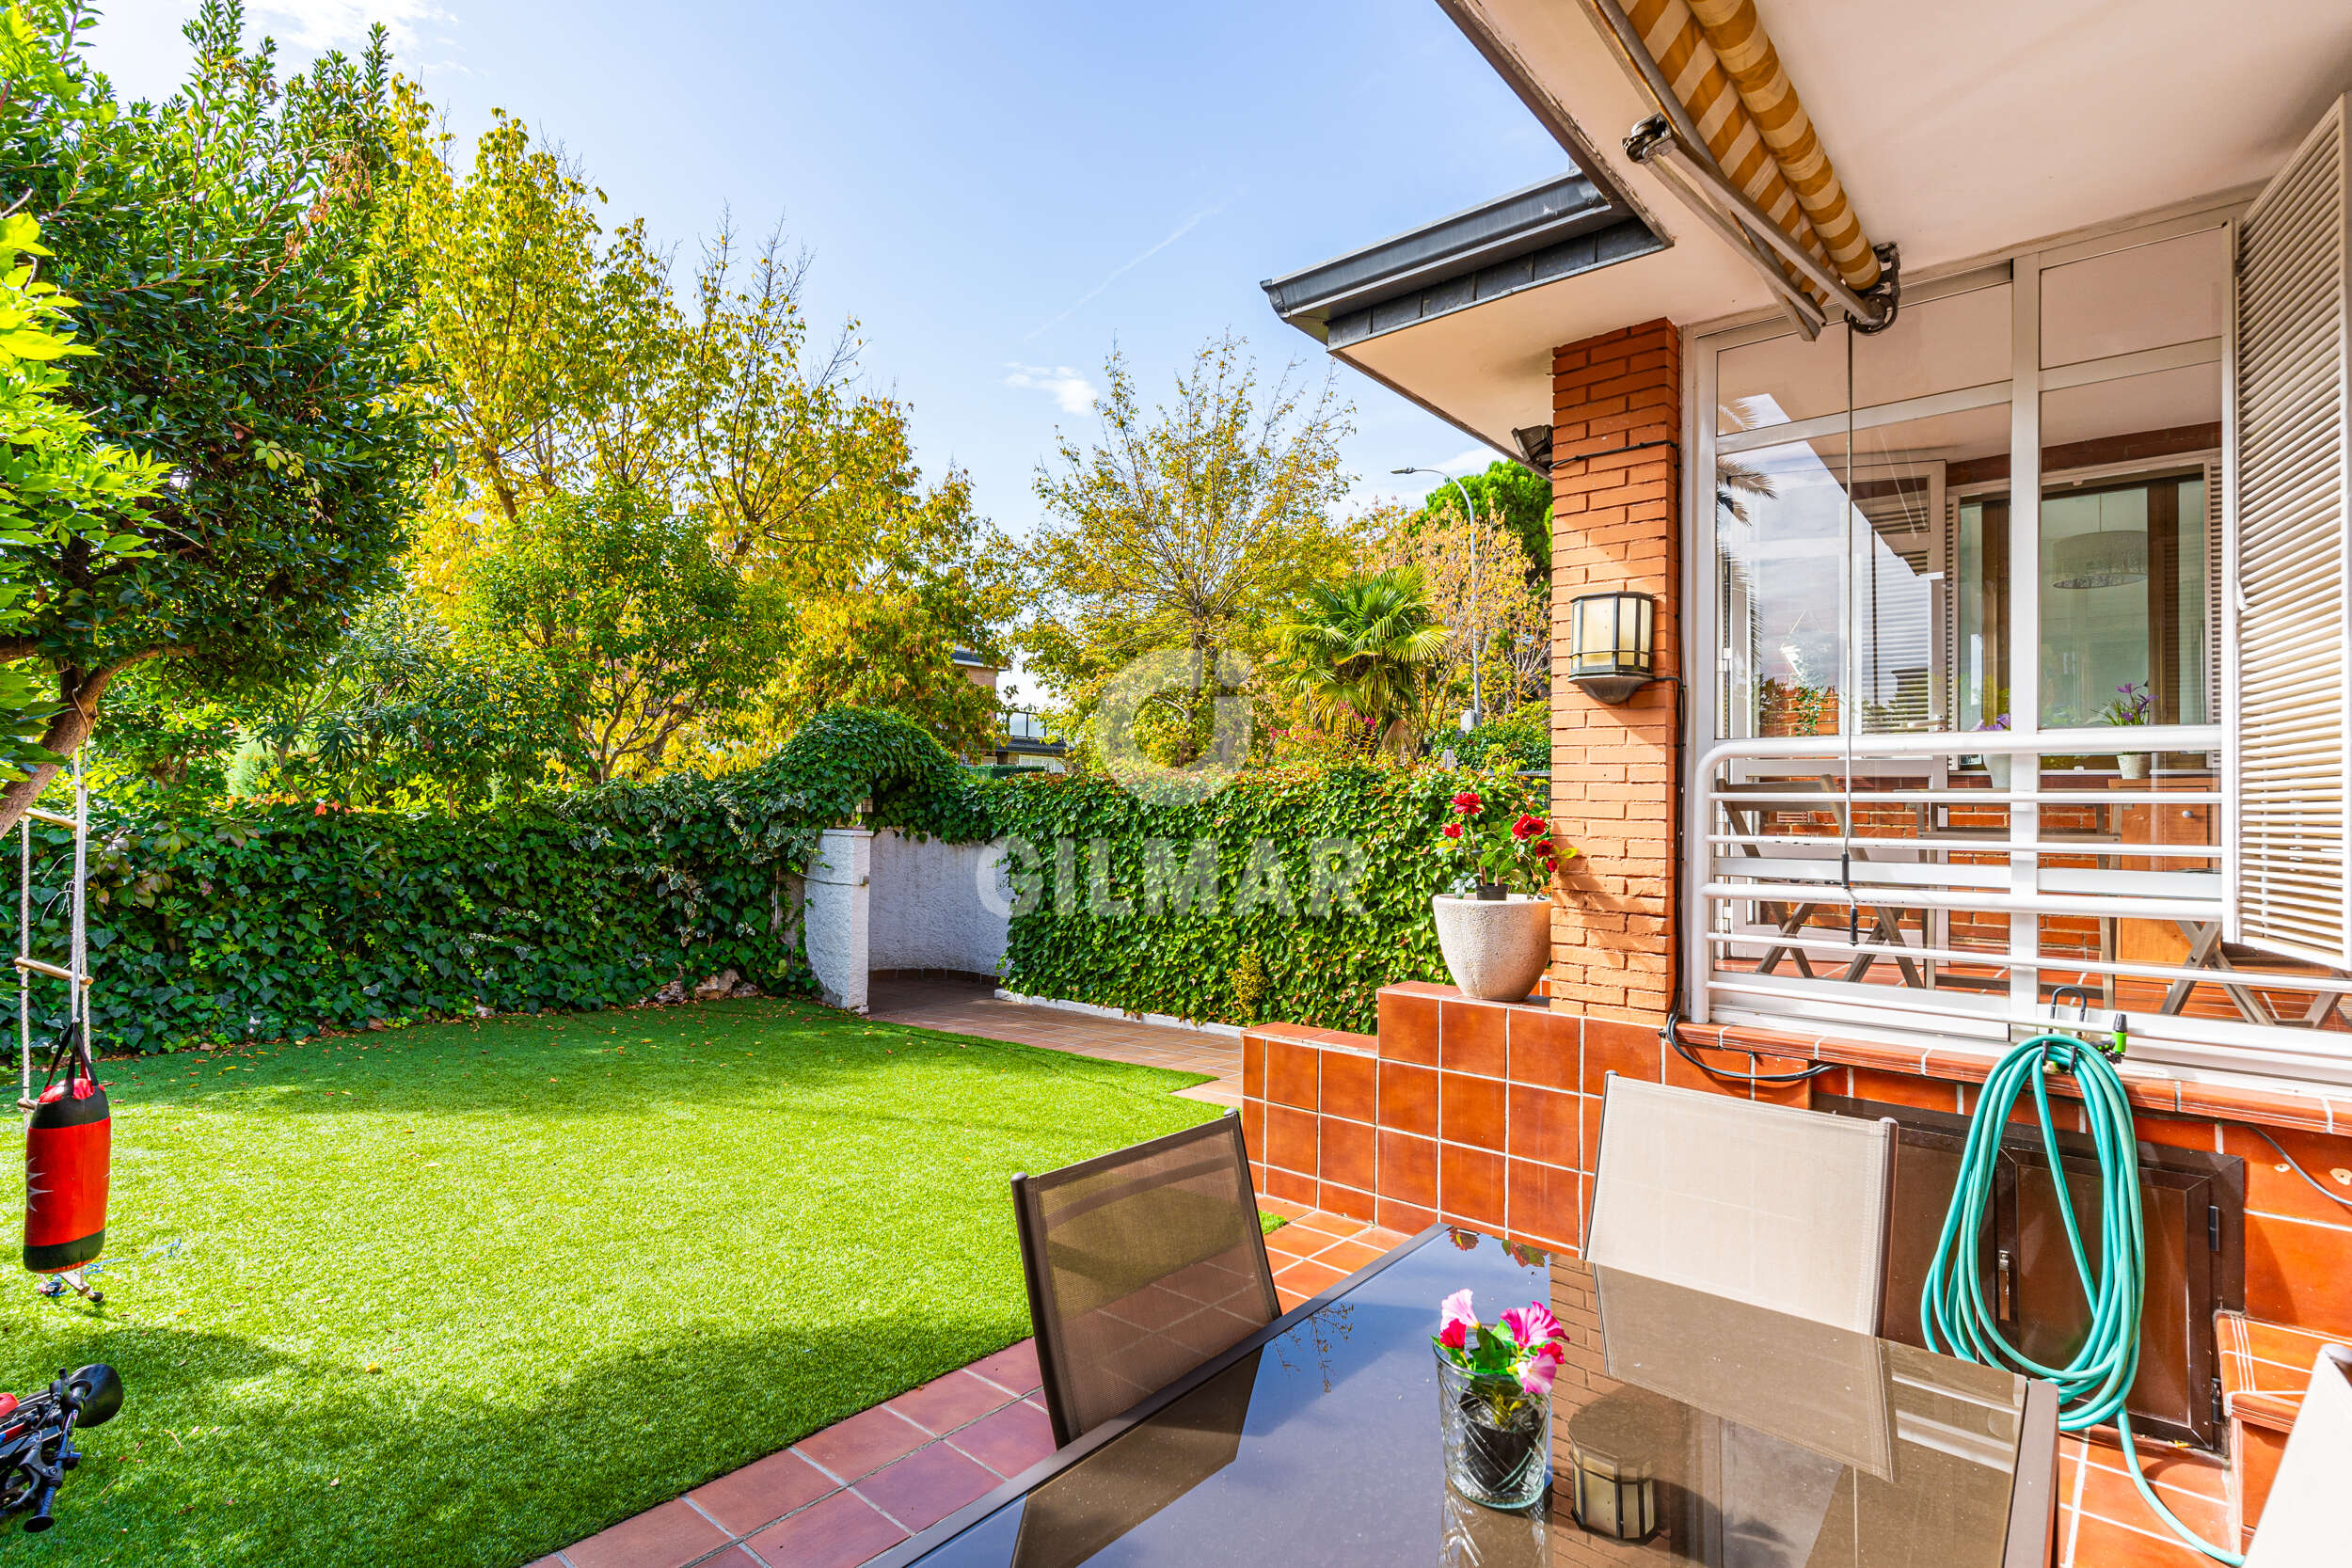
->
<box><xmin>1549</xmin><ymin>321</ymin><xmax>1681</xmax><ymax>1027</ymax></box>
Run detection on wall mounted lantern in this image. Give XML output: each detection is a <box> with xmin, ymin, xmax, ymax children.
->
<box><xmin>1566</xmin><ymin>591</ymin><xmax>1656</xmax><ymax>705</ymax></box>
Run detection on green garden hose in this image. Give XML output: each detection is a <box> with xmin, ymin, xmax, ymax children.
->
<box><xmin>1919</xmin><ymin>1031</ymin><xmax>2243</xmax><ymax>1565</ymax></box>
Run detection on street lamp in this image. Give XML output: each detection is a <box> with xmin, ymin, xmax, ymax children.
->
<box><xmin>1394</xmin><ymin>466</ymin><xmax>1485</xmax><ymax>730</ymax></box>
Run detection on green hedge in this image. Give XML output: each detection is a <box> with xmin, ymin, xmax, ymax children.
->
<box><xmin>1450</xmin><ymin>705</ymin><xmax>1549</xmax><ymax>772</ymax></box>
<box><xmin>992</xmin><ymin>766</ymin><xmax>1462</xmax><ymax>1036</ymax></box>
<box><xmin>40</xmin><ymin>709</ymin><xmax>991</xmax><ymax>1054</ymax></box>
<box><xmin>42</xmin><ymin>704</ymin><xmax>1486</xmax><ymax>1053</ymax></box>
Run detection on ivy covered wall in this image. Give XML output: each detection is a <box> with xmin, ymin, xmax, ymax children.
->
<box><xmin>44</xmin><ymin>709</ymin><xmax>1472</xmax><ymax>1055</ymax></box>
<box><xmin>45</xmin><ymin>710</ymin><xmax>990</xmax><ymax>1054</ymax></box>
<box><xmin>991</xmin><ymin>766</ymin><xmax>1460</xmax><ymax>1036</ymax></box>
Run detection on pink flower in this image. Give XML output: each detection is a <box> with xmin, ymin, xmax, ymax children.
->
<box><xmin>1518</xmin><ymin>1341</ymin><xmax>1565</xmax><ymax>1397</ymax></box>
<box><xmin>1501</xmin><ymin>1302</ymin><xmax>1565</xmax><ymax>1349</ymax></box>
<box><xmin>1439</xmin><ymin>1289</ymin><xmax>1477</xmax><ymax>1336</ymax></box>
<box><xmin>1451</xmin><ymin>791</ymin><xmax>1483</xmax><ymax>814</ymax></box>
<box><xmin>1438</xmin><ymin>1318</ymin><xmax>1468</xmax><ymax>1350</ymax></box>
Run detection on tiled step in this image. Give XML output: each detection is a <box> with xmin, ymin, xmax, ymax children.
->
<box><xmin>2216</xmin><ymin>1311</ymin><xmax>2345</xmax><ymax>1552</ymax></box>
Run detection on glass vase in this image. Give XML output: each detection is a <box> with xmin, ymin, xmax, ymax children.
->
<box><xmin>1435</xmin><ymin>1349</ymin><xmax>1550</xmax><ymax>1510</ymax></box>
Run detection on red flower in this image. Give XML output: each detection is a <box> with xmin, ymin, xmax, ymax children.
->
<box><xmin>1440</xmin><ymin>822</ymin><xmax>1464</xmax><ymax>840</ymax></box>
<box><xmin>1510</xmin><ymin>813</ymin><xmax>1545</xmax><ymax>841</ymax></box>
<box><xmin>1451</xmin><ymin>790</ymin><xmax>1483</xmax><ymax>814</ymax></box>
<box><xmin>1533</xmin><ymin>839</ymin><xmax>1553</xmax><ymax>857</ymax></box>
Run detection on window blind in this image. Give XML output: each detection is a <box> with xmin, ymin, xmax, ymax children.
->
<box><xmin>2234</xmin><ymin>94</ymin><xmax>2352</xmax><ymax>966</ymax></box>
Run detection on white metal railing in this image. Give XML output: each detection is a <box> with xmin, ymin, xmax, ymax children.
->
<box><xmin>1690</xmin><ymin>728</ymin><xmax>2352</xmax><ymax>1086</ymax></box>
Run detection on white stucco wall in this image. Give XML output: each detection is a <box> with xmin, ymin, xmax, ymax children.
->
<box><xmin>868</xmin><ymin>831</ymin><xmax>1009</xmax><ymax>976</ymax></box>
<box><xmin>803</xmin><ymin>828</ymin><xmax>871</xmax><ymax>1012</ymax></box>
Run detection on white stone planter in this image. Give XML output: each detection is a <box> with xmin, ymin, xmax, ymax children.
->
<box><xmin>1433</xmin><ymin>895</ymin><xmax>1551</xmax><ymax>1003</ymax></box>
<box><xmin>2116</xmin><ymin>752</ymin><xmax>2151</xmax><ymax>780</ymax></box>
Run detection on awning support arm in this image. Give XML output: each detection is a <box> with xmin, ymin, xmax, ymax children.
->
<box><xmin>1638</xmin><ymin>143</ymin><xmax>1826</xmax><ymax>341</ymax></box>
<box><xmin>1586</xmin><ymin>0</ymin><xmax>1899</xmax><ymax>332</ymax></box>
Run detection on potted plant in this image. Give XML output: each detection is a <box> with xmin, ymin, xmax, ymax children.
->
<box><xmin>1431</xmin><ymin>764</ymin><xmax>1572</xmax><ymax>1002</ymax></box>
<box><xmin>2099</xmin><ymin>681</ymin><xmax>2153</xmax><ymax>779</ymax></box>
<box><xmin>1434</xmin><ymin>1289</ymin><xmax>1568</xmax><ymax>1509</ymax></box>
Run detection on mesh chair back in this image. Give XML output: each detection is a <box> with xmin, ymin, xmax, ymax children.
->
<box><xmin>1011</xmin><ymin>1114</ymin><xmax>1280</xmax><ymax>1447</ymax></box>
<box><xmin>2244</xmin><ymin>1346</ymin><xmax>2352</xmax><ymax>1568</ymax></box>
<box><xmin>1584</xmin><ymin>1077</ymin><xmax>1898</xmax><ymax>1334</ymax></box>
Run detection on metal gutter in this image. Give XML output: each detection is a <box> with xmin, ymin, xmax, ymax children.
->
<box><xmin>1260</xmin><ymin>170</ymin><xmax>1661</xmax><ymax>348</ymax></box>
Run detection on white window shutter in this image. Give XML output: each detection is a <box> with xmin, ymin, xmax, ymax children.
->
<box><xmin>2233</xmin><ymin>93</ymin><xmax>2352</xmax><ymax>966</ymax></box>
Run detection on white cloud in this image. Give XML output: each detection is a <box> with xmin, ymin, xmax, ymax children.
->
<box><xmin>248</xmin><ymin>0</ymin><xmax>443</xmax><ymax>52</ymax></box>
<box><xmin>1003</xmin><ymin>363</ymin><xmax>1099</xmax><ymax>416</ymax></box>
<box><xmin>1438</xmin><ymin>447</ymin><xmax>1495</xmax><ymax>474</ymax></box>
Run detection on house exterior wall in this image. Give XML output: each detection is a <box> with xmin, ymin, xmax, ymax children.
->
<box><xmin>1548</xmin><ymin>321</ymin><xmax>1683</xmax><ymax>1024</ymax></box>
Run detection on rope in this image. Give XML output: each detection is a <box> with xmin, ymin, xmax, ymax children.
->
<box><xmin>16</xmin><ymin>815</ymin><xmax>26</xmax><ymax>1115</ymax></box>
<box><xmin>1919</xmin><ymin>1031</ymin><xmax>2242</xmax><ymax>1564</ymax></box>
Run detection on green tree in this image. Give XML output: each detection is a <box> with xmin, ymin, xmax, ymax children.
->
<box><xmin>0</xmin><ymin>0</ymin><xmax>429</xmax><ymax>828</ymax></box>
<box><xmin>1404</xmin><ymin>458</ymin><xmax>1551</xmax><ymax>578</ymax></box>
<box><xmin>389</xmin><ymin>123</ymin><xmax>1013</xmax><ymax>762</ymax></box>
<box><xmin>1025</xmin><ymin>332</ymin><xmax>1352</xmax><ymax>765</ymax></box>
<box><xmin>664</xmin><ymin>227</ymin><xmax>1015</xmax><ymax>755</ymax></box>
<box><xmin>383</xmin><ymin>84</ymin><xmax>675</xmax><ymax>576</ymax></box>
<box><xmin>460</xmin><ymin>484</ymin><xmax>787</xmax><ymax>784</ymax></box>
<box><xmin>1272</xmin><ymin>567</ymin><xmax>1449</xmax><ymax>757</ymax></box>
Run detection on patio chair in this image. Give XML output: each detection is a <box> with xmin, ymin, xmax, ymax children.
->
<box><xmin>2242</xmin><ymin>1344</ymin><xmax>2352</xmax><ymax>1567</ymax></box>
<box><xmin>1584</xmin><ymin>1076</ymin><xmax>1899</xmax><ymax>1334</ymax></box>
<box><xmin>1011</xmin><ymin>1112</ymin><xmax>1281</xmax><ymax>1447</ymax></box>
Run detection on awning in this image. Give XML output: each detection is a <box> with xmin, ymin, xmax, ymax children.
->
<box><xmin>1592</xmin><ymin>0</ymin><xmax>1886</xmax><ymax>318</ymax></box>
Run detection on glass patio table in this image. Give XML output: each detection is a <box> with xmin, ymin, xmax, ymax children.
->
<box><xmin>868</xmin><ymin>1226</ymin><xmax>2059</xmax><ymax>1568</ymax></box>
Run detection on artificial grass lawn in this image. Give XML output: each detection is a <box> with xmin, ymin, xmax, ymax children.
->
<box><xmin>0</xmin><ymin>998</ymin><xmax>1219</xmax><ymax>1567</ymax></box>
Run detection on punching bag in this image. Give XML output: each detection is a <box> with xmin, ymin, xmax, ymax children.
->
<box><xmin>24</xmin><ymin>1022</ymin><xmax>107</xmax><ymax>1274</ymax></box>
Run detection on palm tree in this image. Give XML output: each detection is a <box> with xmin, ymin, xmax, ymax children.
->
<box><xmin>1275</xmin><ymin>567</ymin><xmax>1451</xmax><ymax>757</ymax></box>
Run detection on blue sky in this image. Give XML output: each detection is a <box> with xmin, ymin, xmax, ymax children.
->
<box><xmin>92</xmin><ymin>0</ymin><xmax>1560</xmax><ymax>683</ymax></box>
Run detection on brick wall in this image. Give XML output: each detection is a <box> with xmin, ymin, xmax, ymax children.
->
<box><xmin>1549</xmin><ymin>321</ymin><xmax>1682</xmax><ymax>1024</ymax></box>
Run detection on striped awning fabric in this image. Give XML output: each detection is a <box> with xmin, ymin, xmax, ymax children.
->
<box><xmin>1621</xmin><ymin>0</ymin><xmax>1882</xmax><ymax>293</ymax></box>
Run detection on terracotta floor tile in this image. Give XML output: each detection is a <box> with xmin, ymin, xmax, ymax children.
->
<box><xmin>1257</xmin><ymin>1196</ymin><xmax>1311</xmax><ymax>1220</ymax></box>
<box><xmin>1276</xmin><ymin>1215</ymin><xmax>1355</xmax><ymax>1247</ymax></box>
<box><xmin>1276</xmin><ymin>1286</ymin><xmax>1313</xmax><ymax>1312</ymax></box>
<box><xmin>854</xmin><ymin>1440</ymin><xmax>1001</xmax><ymax>1533</ymax></box>
<box><xmin>2068</xmin><ymin>1453</ymin><xmax>2229</xmax><ymax>1536</ymax></box>
<box><xmin>1314</xmin><ymin>1238</ymin><xmax>1384</xmax><ymax>1274</ymax></box>
<box><xmin>1262</xmin><ymin>1227</ymin><xmax>1322</xmax><ymax>1259</ymax></box>
<box><xmin>1272</xmin><ymin>1258</ymin><xmax>1347</xmax><ymax>1296</ymax></box>
<box><xmin>946</xmin><ymin>1398</ymin><xmax>1057</xmax><ymax>1478</ymax></box>
<box><xmin>687</xmin><ymin>1448</ymin><xmax>835</xmax><ymax>1536</ymax></box>
<box><xmin>562</xmin><ymin>1498</ymin><xmax>730</xmax><ymax>1568</ymax></box>
<box><xmin>2064</xmin><ymin>1512</ymin><xmax>2213</xmax><ymax>1567</ymax></box>
<box><xmin>965</xmin><ymin>1339</ymin><xmax>1041</xmax><ymax>1396</ymax></box>
<box><xmin>886</xmin><ymin>1370</ymin><xmax>1016</xmax><ymax>1436</ymax></box>
<box><xmin>742</xmin><ymin>1489</ymin><xmax>906</xmax><ymax>1568</ymax></box>
<box><xmin>2065</xmin><ymin>1433</ymin><xmax>2229</xmax><ymax>1500</ymax></box>
<box><xmin>791</xmin><ymin>1402</ymin><xmax>930</xmax><ymax>1483</ymax></box>
<box><xmin>1360</xmin><ymin>1226</ymin><xmax>1413</xmax><ymax>1250</ymax></box>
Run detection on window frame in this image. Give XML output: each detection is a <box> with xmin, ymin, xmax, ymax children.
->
<box><xmin>1681</xmin><ymin>198</ymin><xmax>2251</xmax><ymax>1053</ymax></box>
